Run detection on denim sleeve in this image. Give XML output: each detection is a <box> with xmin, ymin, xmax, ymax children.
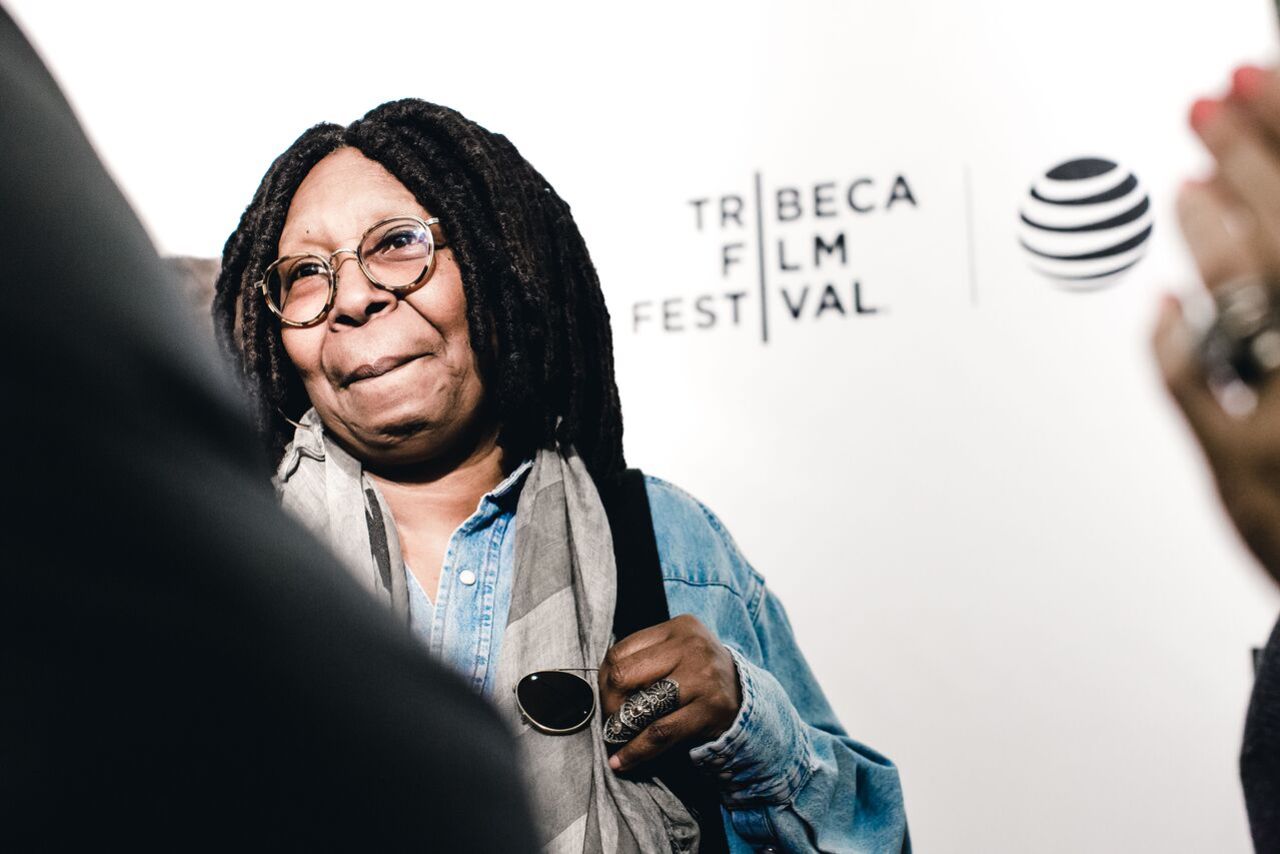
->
<box><xmin>646</xmin><ymin>476</ymin><xmax>908</xmax><ymax>852</ymax></box>
<box><xmin>688</xmin><ymin>592</ymin><xmax>910</xmax><ymax>853</ymax></box>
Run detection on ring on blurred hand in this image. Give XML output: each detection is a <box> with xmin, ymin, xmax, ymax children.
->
<box><xmin>602</xmin><ymin>679</ymin><xmax>680</xmax><ymax>745</ymax></box>
<box><xmin>1199</xmin><ymin>276</ymin><xmax>1280</xmax><ymax>388</ymax></box>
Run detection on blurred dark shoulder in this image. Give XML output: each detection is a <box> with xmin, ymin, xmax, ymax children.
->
<box><xmin>161</xmin><ymin>255</ymin><xmax>220</xmax><ymax>340</ymax></box>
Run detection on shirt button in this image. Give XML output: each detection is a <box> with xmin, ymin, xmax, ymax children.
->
<box><xmin>458</xmin><ymin>569</ymin><xmax>477</xmax><ymax>586</ymax></box>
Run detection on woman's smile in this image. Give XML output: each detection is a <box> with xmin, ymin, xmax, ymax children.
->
<box><xmin>342</xmin><ymin>352</ymin><xmax>430</xmax><ymax>388</ymax></box>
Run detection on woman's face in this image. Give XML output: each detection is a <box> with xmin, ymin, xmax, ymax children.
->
<box><xmin>277</xmin><ymin>147</ymin><xmax>486</xmax><ymax>467</ymax></box>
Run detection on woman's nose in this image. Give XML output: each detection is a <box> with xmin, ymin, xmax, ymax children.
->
<box><xmin>328</xmin><ymin>251</ymin><xmax>394</xmax><ymax>327</ymax></box>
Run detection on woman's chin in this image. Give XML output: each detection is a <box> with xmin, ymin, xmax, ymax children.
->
<box><xmin>332</xmin><ymin>410</ymin><xmax>495</xmax><ymax>473</ymax></box>
<box><xmin>344</xmin><ymin>417</ymin><xmax>442</xmax><ymax>461</ymax></box>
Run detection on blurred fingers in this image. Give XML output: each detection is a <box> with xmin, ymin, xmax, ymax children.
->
<box><xmin>1152</xmin><ymin>294</ymin><xmax>1234</xmax><ymax>454</ymax></box>
<box><xmin>1230</xmin><ymin>65</ymin><xmax>1280</xmax><ymax>143</ymax></box>
<box><xmin>1176</xmin><ymin>179</ymin><xmax>1260</xmax><ymax>288</ymax></box>
<box><xmin>1191</xmin><ymin>99</ymin><xmax>1280</xmax><ymax>272</ymax></box>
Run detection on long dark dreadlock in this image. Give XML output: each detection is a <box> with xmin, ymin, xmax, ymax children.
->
<box><xmin>211</xmin><ymin>99</ymin><xmax>625</xmax><ymax>482</ymax></box>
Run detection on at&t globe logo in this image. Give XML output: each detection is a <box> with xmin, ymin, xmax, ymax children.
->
<box><xmin>1019</xmin><ymin>157</ymin><xmax>1152</xmax><ymax>290</ymax></box>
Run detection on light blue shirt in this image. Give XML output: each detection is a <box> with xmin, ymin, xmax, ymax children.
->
<box><xmin>404</xmin><ymin>462</ymin><xmax>525</xmax><ymax>697</ymax></box>
<box><xmin>406</xmin><ymin>461</ymin><xmax>909</xmax><ymax>853</ymax></box>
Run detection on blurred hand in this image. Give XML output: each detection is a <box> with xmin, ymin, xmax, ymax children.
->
<box><xmin>1186</xmin><ymin>66</ymin><xmax>1280</xmax><ymax>280</ymax></box>
<box><xmin>1155</xmin><ymin>293</ymin><xmax>1280</xmax><ymax>587</ymax></box>
<box><xmin>598</xmin><ymin>614</ymin><xmax>741</xmax><ymax>773</ymax></box>
<box><xmin>1154</xmin><ymin>65</ymin><xmax>1280</xmax><ymax>587</ymax></box>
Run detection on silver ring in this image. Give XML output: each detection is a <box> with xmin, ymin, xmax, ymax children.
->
<box><xmin>1201</xmin><ymin>276</ymin><xmax>1280</xmax><ymax>387</ymax></box>
<box><xmin>602</xmin><ymin>714</ymin><xmax>633</xmax><ymax>745</ymax></box>
<box><xmin>602</xmin><ymin>678</ymin><xmax>680</xmax><ymax>745</ymax></box>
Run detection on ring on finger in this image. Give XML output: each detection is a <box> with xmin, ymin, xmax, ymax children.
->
<box><xmin>602</xmin><ymin>678</ymin><xmax>680</xmax><ymax>745</ymax></box>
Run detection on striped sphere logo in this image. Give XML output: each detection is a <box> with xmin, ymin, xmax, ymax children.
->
<box><xmin>1019</xmin><ymin>157</ymin><xmax>1152</xmax><ymax>289</ymax></box>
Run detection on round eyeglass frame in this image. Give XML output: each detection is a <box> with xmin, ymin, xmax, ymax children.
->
<box><xmin>257</xmin><ymin>214</ymin><xmax>444</xmax><ymax>328</ymax></box>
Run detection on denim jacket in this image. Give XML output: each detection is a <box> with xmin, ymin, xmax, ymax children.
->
<box><xmin>404</xmin><ymin>464</ymin><xmax>910</xmax><ymax>853</ymax></box>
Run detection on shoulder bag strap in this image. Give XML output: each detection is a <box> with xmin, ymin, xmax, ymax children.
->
<box><xmin>600</xmin><ymin>468</ymin><xmax>731</xmax><ymax>854</ymax></box>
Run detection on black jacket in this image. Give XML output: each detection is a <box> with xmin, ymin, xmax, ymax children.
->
<box><xmin>0</xmin><ymin>8</ymin><xmax>536</xmax><ymax>850</ymax></box>
<box><xmin>1245</xmin><ymin>616</ymin><xmax>1280</xmax><ymax>853</ymax></box>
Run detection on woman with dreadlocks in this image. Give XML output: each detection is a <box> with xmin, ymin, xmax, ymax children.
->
<box><xmin>212</xmin><ymin>99</ymin><xmax>908</xmax><ymax>853</ymax></box>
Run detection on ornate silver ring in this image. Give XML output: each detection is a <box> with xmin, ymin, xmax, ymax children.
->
<box><xmin>602</xmin><ymin>678</ymin><xmax>680</xmax><ymax>745</ymax></box>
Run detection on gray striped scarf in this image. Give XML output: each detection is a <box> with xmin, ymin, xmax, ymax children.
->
<box><xmin>276</xmin><ymin>411</ymin><xmax>698</xmax><ymax>853</ymax></box>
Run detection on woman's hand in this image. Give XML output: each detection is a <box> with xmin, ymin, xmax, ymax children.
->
<box><xmin>1154</xmin><ymin>65</ymin><xmax>1280</xmax><ymax>586</ymax></box>
<box><xmin>1186</xmin><ymin>66</ymin><xmax>1280</xmax><ymax>280</ymax></box>
<box><xmin>597</xmin><ymin>614</ymin><xmax>742</xmax><ymax>772</ymax></box>
<box><xmin>1156</xmin><ymin>289</ymin><xmax>1280</xmax><ymax>587</ymax></box>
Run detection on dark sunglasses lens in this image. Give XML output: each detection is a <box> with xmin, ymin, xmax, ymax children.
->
<box><xmin>517</xmin><ymin>671</ymin><xmax>594</xmax><ymax>732</ymax></box>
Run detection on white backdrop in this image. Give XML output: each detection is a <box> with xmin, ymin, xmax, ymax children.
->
<box><xmin>11</xmin><ymin>1</ymin><xmax>1280</xmax><ymax>850</ymax></box>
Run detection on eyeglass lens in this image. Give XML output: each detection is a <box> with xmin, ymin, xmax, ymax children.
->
<box><xmin>359</xmin><ymin>217</ymin><xmax>433</xmax><ymax>288</ymax></box>
<box><xmin>265</xmin><ymin>217</ymin><xmax>434</xmax><ymax>325</ymax></box>
<box><xmin>516</xmin><ymin>671</ymin><xmax>595</xmax><ymax>732</ymax></box>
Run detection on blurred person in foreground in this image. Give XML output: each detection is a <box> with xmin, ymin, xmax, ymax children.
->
<box><xmin>0</xmin><ymin>8</ymin><xmax>537</xmax><ymax>850</ymax></box>
<box><xmin>210</xmin><ymin>100</ymin><xmax>909</xmax><ymax>853</ymax></box>
<box><xmin>1153</xmin><ymin>64</ymin><xmax>1280</xmax><ymax>853</ymax></box>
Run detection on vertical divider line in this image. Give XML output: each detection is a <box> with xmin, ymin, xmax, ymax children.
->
<box><xmin>963</xmin><ymin>165</ymin><xmax>978</xmax><ymax>307</ymax></box>
<box><xmin>754</xmin><ymin>170</ymin><xmax>769</xmax><ymax>343</ymax></box>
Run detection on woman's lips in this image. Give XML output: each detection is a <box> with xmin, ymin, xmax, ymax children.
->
<box><xmin>342</xmin><ymin>353</ymin><xmax>426</xmax><ymax>387</ymax></box>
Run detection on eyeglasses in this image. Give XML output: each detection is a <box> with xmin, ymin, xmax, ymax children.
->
<box><xmin>258</xmin><ymin>214</ymin><xmax>445</xmax><ymax>328</ymax></box>
<box><xmin>514</xmin><ymin>668</ymin><xmax>598</xmax><ymax>735</ymax></box>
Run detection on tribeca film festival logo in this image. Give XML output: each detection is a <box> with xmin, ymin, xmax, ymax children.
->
<box><xmin>1018</xmin><ymin>157</ymin><xmax>1152</xmax><ymax>289</ymax></box>
<box><xmin>631</xmin><ymin>173</ymin><xmax>919</xmax><ymax>343</ymax></box>
<box><xmin>631</xmin><ymin>156</ymin><xmax>1151</xmax><ymax>343</ymax></box>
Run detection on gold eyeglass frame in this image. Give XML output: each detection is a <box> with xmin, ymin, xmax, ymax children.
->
<box><xmin>257</xmin><ymin>214</ymin><xmax>446</xmax><ymax>328</ymax></box>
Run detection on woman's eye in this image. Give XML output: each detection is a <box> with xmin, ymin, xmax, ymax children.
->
<box><xmin>373</xmin><ymin>228</ymin><xmax>427</xmax><ymax>257</ymax></box>
<box><xmin>287</xmin><ymin>262</ymin><xmax>326</xmax><ymax>284</ymax></box>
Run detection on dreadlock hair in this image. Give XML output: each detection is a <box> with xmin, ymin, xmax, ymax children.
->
<box><xmin>211</xmin><ymin>99</ymin><xmax>625</xmax><ymax>483</ymax></box>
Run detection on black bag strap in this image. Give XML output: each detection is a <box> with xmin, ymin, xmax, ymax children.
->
<box><xmin>599</xmin><ymin>468</ymin><xmax>731</xmax><ymax>854</ymax></box>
